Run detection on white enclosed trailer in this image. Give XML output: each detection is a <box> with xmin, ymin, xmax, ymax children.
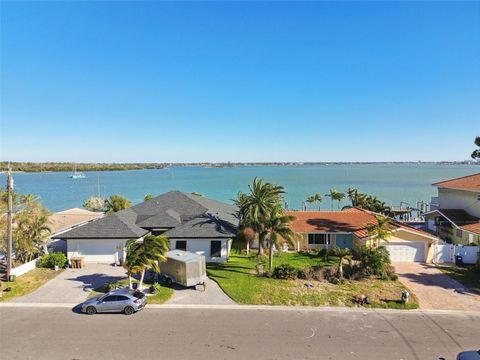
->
<box><xmin>159</xmin><ymin>250</ymin><xmax>206</xmax><ymax>287</ymax></box>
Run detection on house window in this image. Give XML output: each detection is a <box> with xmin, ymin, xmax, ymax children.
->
<box><xmin>176</xmin><ymin>240</ymin><xmax>187</xmax><ymax>251</ymax></box>
<box><xmin>211</xmin><ymin>240</ymin><xmax>222</xmax><ymax>258</ymax></box>
<box><xmin>456</xmin><ymin>229</ymin><xmax>463</xmax><ymax>238</ymax></box>
<box><xmin>308</xmin><ymin>233</ymin><xmax>330</xmax><ymax>245</ymax></box>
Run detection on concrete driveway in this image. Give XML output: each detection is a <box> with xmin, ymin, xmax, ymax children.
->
<box><xmin>166</xmin><ymin>277</ymin><xmax>235</xmax><ymax>305</ymax></box>
<box><xmin>394</xmin><ymin>262</ymin><xmax>480</xmax><ymax>311</ymax></box>
<box><xmin>12</xmin><ymin>264</ymin><xmax>126</xmax><ymax>303</ymax></box>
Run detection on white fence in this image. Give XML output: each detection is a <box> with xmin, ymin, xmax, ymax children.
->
<box><xmin>11</xmin><ymin>257</ymin><xmax>38</xmax><ymax>277</ymax></box>
<box><xmin>434</xmin><ymin>244</ymin><xmax>479</xmax><ymax>265</ymax></box>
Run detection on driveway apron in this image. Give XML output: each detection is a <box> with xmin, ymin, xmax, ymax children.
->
<box><xmin>12</xmin><ymin>264</ymin><xmax>126</xmax><ymax>303</ymax></box>
<box><xmin>166</xmin><ymin>277</ymin><xmax>235</xmax><ymax>305</ymax></box>
<box><xmin>394</xmin><ymin>262</ymin><xmax>480</xmax><ymax>311</ymax></box>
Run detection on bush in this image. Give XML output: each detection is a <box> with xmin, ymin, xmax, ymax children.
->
<box><xmin>353</xmin><ymin>245</ymin><xmax>392</xmax><ymax>278</ymax></box>
<box><xmin>343</xmin><ymin>264</ymin><xmax>364</xmax><ymax>280</ymax></box>
<box><xmin>272</xmin><ymin>264</ymin><xmax>298</xmax><ymax>280</ymax></box>
<box><xmin>328</xmin><ymin>246</ymin><xmax>339</xmax><ymax>257</ymax></box>
<box><xmin>322</xmin><ymin>266</ymin><xmax>341</xmax><ymax>284</ymax></box>
<box><xmin>318</xmin><ymin>248</ymin><xmax>328</xmax><ymax>258</ymax></box>
<box><xmin>369</xmin><ymin>246</ymin><xmax>391</xmax><ymax>277</ymax></box>
<box><xmin>106</xmin><ymin>281</ymin><xmax>123</xmax><ymax>292</ymax></box>
<box><xmin>149</xmin><ymin>282</ymin><xmax>162</xmax><ymax>294</ymax></box>
<box><xmin>38</xmin><ymin>253</ymin><xmax>67</xmax><ymax>269</ymax></box>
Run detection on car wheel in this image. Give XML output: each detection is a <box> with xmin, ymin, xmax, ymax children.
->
<box><xmin>160</xmin><ymin>275</ymin><xmax>167</xmax><ymax>283</ymax></box>
<box><xmin>166</xmin><ymin>277</ymin><xmax>173</xmax><ymax>285</ymax></box>
<box><xmin>86</xmin><ymin>306</ymin><xmax>97</xmax><ymax>315</ymax></box>
<box><xmin>124</xmin><ymin>306</ymin><xmax>135</xmax><ymax>315</ymax></box>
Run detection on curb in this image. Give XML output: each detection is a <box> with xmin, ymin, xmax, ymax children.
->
<box><xmin>1</xmin><ymin>302</ymin><xmax>479</xmax><ymax>315</ymax></box>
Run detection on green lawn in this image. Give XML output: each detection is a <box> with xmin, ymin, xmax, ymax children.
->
<box><xmin>207</xmin><ymin>254</ymin><xmax>418</xmax><ymax>309</ymax></box>
<box><xmin>438</xmin><ymin>265</ymin><xmax>480</xmax><ymax>294</ymax></box>
<box><xmin>87</xmin><ymin>279</ymin><xmax>174</xmax><ymax>304</ymax></box>
<box><xmin>0</xmin><ymin>268</ymin><xmax>64</xmax><ymax>302</ymax></box>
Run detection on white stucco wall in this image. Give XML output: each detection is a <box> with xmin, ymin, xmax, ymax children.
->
<box><xmin>67</xmin><ymin>239</ymin><xmax>128</xmax><ymax>263</ymax></box>
<box><xmin>438</xmin><ymin>188</ymin><xmax>480</xmax><ymax>217</ymax></box>
<box><xmin>11</xmin><ymin>258</ymin><xmax>38</xmax><ymax>277</ymax></box>
<box><xmin>169</xmin><ymin>238</ymin><xmax>231</xmax><ymax>262</ymax></box>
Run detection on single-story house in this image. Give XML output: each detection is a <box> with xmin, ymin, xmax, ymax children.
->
<box><xmin>53</xmin><ymin>191</ymin><xmax>238</xmax><ymax>263</ymax></box>
<box><xmin>47</xmin><ymin>208</ymin><xmax>105</xmax><ymax>253</ymax></box>
<box><xmin>287</xmin><ymin>208</ymin><xmax>439</xmax><ymax>263</ymax></box>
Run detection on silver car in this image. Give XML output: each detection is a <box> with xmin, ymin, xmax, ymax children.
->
<box><xmin>82</xmin><ymin>288</ymin><xmax>147</xmax><ymax>315</ymax></box>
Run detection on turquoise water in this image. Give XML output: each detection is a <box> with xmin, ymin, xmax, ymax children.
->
<box><xmin>1</xmin><ymin>164</ymin><xmax>478</xmax><ymax>212</ymax></box>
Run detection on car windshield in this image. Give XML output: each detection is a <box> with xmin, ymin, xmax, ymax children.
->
<box><xmin>133</xmin><ymin>291</ymin><xmax>145</xmax><ymax>299</ymax></box>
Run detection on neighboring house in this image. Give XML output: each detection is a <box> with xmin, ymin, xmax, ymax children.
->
<box><xmin>47</xmin><ymin>208</ymin><xmax>104</xmax><ymax>253</ymax></box>
<box><xmin>424</xmin><ymin>173</ymin><xmax>480</xmax><ymax>245</ymax></box>
<box><xmin>53</xmin><ymin>191</ymin><xmax>238</xmax><ymax>263</ymax></box>
<box><xmin>48</xmin><ymin>208</ymin><xmax>105</xmax><ymax>235</ymax></box>
<box><xmin>287</xmin><ymin>208</ymin><xmax>439</xmax><ymax>263</ymax></box>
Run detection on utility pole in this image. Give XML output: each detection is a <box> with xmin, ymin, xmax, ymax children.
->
<box><xmin>6</xmin><ymin>166</ymin><xmax>14</xmax><ymax>280</ymax></box>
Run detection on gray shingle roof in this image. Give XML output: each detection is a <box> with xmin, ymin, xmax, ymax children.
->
<box><xmin>54</xmin><ymin>191</ymin><xmax>238</xmax><ymax>240</ymax></box>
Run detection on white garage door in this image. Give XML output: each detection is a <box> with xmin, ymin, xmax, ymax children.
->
<box><xmin>384</xmin><ymin>241</ymin><xmax>426</xmax><ymax>262</ymax></box>
<box><xmin>68</xmin><ymin>239</ymin><xmax>123</xmax><ymax>263</ymax></box>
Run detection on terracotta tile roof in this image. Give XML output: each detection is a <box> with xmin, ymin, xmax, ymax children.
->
<box><xmin>460</xmin><ymin>222</ymin><xmax>480</xmax><ymax>235</ymax></box>
<box><xmin>287</xmin><ymin>208</ymin><xmax>436</xmax><ymax>240</ymax></box>
<box><xmin>433</xmin><ymin>173</ymin><xmax>480</xmax><ymax>192</ymax></box>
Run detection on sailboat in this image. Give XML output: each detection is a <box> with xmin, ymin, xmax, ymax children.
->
<box><xmin>69</xmin><ymin>163</ymin><xmax>86</xmax><ymax>179</ymax></box>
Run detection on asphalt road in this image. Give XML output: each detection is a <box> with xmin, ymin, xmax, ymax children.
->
<box><xmin>1</xmin><ymin>306</ymin><xmax>479</xmax><ymax>360</ymax></box>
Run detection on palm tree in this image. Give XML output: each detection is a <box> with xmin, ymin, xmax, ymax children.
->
<box><xmin>332</xmin><ymin>247</ymin><xmax>352</xmax><ymax>279</ymax></box>
<box><xmin>14</xmin><ymin>198</ymin><xmax>51</xmax><ymax>262</ymax></box>
<box><xmin>104</xmin><ymin>194</ymin><xmax>132</xmax><ymax>213</ymax></box>
<box><xmin>366</xmin><ymin>215</ymin><xmax>393</xmax><ymax>247</ymax></box>
<box><xmin>123</xmin><ymin>235</ymin><xmax>169</xmax><ymax>290</ymax></box>
<box><xmin>261</xmin><ymin>204</ymin><xmax>297</xmax><ymax>270</ymax></box>
<box><xmin>306</xmin><ymin>193</ymin><xmax>322</xmax><ymax>210</ymax></box>
<box><xmin>235</xmin><ymin>178</ymin><xmax>285</xmax><ymax>255</ymax></box>
<box><xmin>83</xmin><ymin>196</ymin><xmax>105</xmax><ymax>212</ymax></box>
<box><xmin>472</xmin><ymin>136</ymin><xmax>480</xmax><ymax>159</ymax></box>
<box><xmin>325</xmin><ymin>189</ymin><xmax>344</xmax><ymax>210</ymax></box>
<box><xmin>124</xmin><ymin>239</ymin><xmax>145</xmax><ymax>289</ymax></box>
<box><xmin>347</xmin><ymin>188</ymin><xmax>358</xmax><ymax>206</ymax></box>
<box><xmin>332</xmin><ymin>191</ymin><xmax>345</xmax><ymax>209</ymax></box>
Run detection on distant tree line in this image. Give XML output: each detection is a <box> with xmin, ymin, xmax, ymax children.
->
<box><xmin>1</xmin><ymin>162</ymin><xmax>171</xmax><ymax>173</ymax></box>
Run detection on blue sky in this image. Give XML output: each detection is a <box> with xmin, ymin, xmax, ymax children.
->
<box><xmin>1</xmin><ymin>1</ymin><xmax>479</xmax><ymax>162</ymax></box>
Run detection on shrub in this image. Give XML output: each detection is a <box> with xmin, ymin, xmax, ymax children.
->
<box><xmin>369</xmin><ymin>246</ymin><xmax>391</xmax><ymax>277</ymax></box>
<box><xmin>390</xmin><ymin>274</ymin><xmax>399</xmax><ymax>281</ymax></box>
<box><xmin>343</xmin><ymin>264</ymin><xmax>364</xmax><ymax>280</ymax></box>
<box><xmin>298</xmin><ymin>267</ymin><xmax>314</xmax><ymax>280</ymax></box>
<box><xmin>328</xmin><ymin>246</ymin><xmax>340</xmax><ymax>257</ymax></box>
<box><xmin>353</xmin><ymin>245</ymin><xmax>392</xmax><ymax>278</ymax></box>
<box><xmin>272</xmin><ymin>264</ymin><xmax>298</xmax><ymax>280</ymax></box>
<box><xmin>322</xmin><ymin>266</ymin><xmax>341</xmax><ymax>284</ymax></box>
<box><xmin>106</xmin><ymin>281</ymin><xmax>123</xmax><ymax>292</ymax></box>
<box><xmin>318</xmin><ymin>248</ymin><xmax>328</xmax><ymax>258</ymax></box>
<box><xmin>38</xmin><ymin>253</ymin><xmax>67</xmax><ymax>269</ymax></box>
<box><xmin>149</xmin><ymin>282</ymin><xmax>162</xmax><ymax>294</ymax></box>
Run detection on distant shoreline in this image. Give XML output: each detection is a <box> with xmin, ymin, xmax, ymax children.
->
<box><xmin>0</xmin><ymin>161</ymin><xmax>478</xmax><ymax>173</ymax></box>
